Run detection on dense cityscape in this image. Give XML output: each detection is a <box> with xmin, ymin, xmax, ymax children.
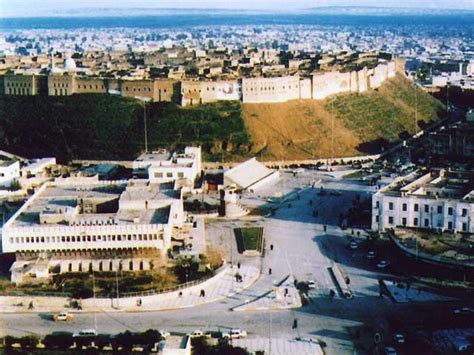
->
<box><xmin>0</xmin><ymin>3</ymin><xmax>474</xmax><ymax>355</ymax></box>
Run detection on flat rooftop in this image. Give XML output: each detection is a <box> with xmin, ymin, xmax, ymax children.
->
<box><xmin>10</xmin><ymin>180</ymin><xmax>179</xmax><ymax>228</ymax></box>
<box><xmin>381</xmin><ymin>169</ymin><xmax>474</xmax><ymax>200</ymax></box>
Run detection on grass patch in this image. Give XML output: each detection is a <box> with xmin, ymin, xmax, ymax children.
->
<box><xmin>234</xmin><ymin>227</ymin><xmax>264</xmax><ymax>254</ymax></box>
<box><xmin>0</xmin><ymin>96</ymin><xmax>250</xmax><ymax>163</ymax></box>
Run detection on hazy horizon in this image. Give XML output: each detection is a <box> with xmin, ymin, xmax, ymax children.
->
<box><xmin>1</xmin><ymin>0</ymin><xmax>474</xmax><ymax>18</ymax></box>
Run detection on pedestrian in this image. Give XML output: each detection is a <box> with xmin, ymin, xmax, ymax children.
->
<box><xmin>269</xmin><ymin>268</ymin><xmax>272</xmax><ymax>275</ymax></box>
<box><xmin>270</xmin><ymin>244</ymin><xmax>274</xmax><ymax>251</ymax></box>
<box><xmin>28</xmin><ymin>300</ymin><xmax>34</xmax><ymax>310</ymax></box>
<box><xmin>200</xmin><ymin>289</ymin><xmax>205</xmax><ymax>297</ymax></box>
<box><xmin>292</xmin><ymin>319</ymin><xmax>298</xmax><ymax>329</ymax></box>
<box><xmin>237</xmin><ymin>262</ymin><xmax>241</xmax><ymax>269</ymax></box>
<box><xmin>178</xmin><ymin>291</ymin><xmax>183</xmax><ymax>297</ymax></box>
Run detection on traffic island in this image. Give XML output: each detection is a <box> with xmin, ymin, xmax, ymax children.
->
<box><xmin>234</xmin><ymin>227</ymin><xmax>264</xmax><ymax>256</ymax></box>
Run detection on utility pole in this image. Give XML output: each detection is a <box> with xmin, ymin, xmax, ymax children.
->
<box><xmin>92</xmin><ymin>270</ymin><xmax>97</xmax><ymax>331</ymax></box>
<box><xmin>144</xmin><ymin>102</ymin><xmax>148</xmax><ymax>153</ymax></box>
<box><xmin>414</xmin><ymin>78</ymin><xmax>418</xmax><ymax>134</ymax></box>
<box><xmin>115</xmin><ymin>253</ymin><xmax>120</xmax><ymax>309</ymax></box>
<box><xmin>331</xmin><ymin>98</ymin><xmax>335</xmax><ymax>162</ymax></box>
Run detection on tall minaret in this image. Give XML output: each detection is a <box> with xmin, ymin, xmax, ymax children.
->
<box><xmin>50</xmin><ymin>51</ymin><xmax>56</xmax><ymax>73</ymax></box>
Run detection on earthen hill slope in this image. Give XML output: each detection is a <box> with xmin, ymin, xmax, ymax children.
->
<box><xmin>243</xmin><ymin>74</ymin><xmax>445</xmax><ymax>160</ymax></box>
<box><xmin>0</xmin><ymin>74</ymin><xmax>444</xmax><ymax>163</ymax></box>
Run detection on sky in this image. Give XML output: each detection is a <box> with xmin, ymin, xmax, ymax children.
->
<box><xmin>1</xmin><ymin>0</ymin><xmax>473</xmax><ymax>17</ymax></box>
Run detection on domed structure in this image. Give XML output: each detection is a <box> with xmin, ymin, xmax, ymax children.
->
<box><xmin>64</xmin><ymin>56</ymin><xmax>77</xmax><ymax>72</ymax></box>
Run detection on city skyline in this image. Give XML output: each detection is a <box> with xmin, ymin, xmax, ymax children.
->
<box><xmin>1</xmin><ymin>0</ymin><xmax>474</xmax><ymax>17</ymax></box>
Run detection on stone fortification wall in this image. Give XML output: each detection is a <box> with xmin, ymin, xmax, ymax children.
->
<box><xmin>3</xmin><ymin>59</ymin><xmax>399</xmax><ymax>105</ymax></box>
<box><xmin>182</xmin><ymin>80</ymin><xmax>241</xmax><ymax>106</ymax></box>
<box><xmin>242</xmin><ymin>75</ymin><xmax>300</xmax><ymax>103</ymax></box>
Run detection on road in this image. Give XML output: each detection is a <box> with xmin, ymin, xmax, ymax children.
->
<box><xmin>0</xmin><ymin>173</ymin><xmax>469</xmax><ymax>354</ymax></box>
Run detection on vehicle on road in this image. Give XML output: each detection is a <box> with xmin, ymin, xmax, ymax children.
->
<box><xmin>394</xmin><ymin>333</ymin><xmax>405</xmax><ymax>344</ymax></box>
<box><xmin>384</xmin><ymin>346</ymin><xmax>398</xmax><ymax>355</ymax></box>
<box><xmin>159</xmin><ymin>330</ymin><xmax>170</xmax><ymax>338</ymax></box>
<box><xmin>453</xmin><ymin>307</ymin><xmax>474</xmax><ymax>315</ymax></box>
<box><xmin>367</xmin><ymin>251</ymin><xmax>376</xmax><ymax>259</ymax></box>
<box><xmin>73</xmin><ymin>329</ymin><xmax>97</xmax><ymax>337</ymax></box>
<box><xmin>222</xmin><ymin>329</ymin><xmax>248</xmax><ymax>339</ymax></box>
<box><xmin>190</xmin><ymin>330</ymin><xmax>211</xmax><ymax>338</ymax></box>
<box><xmin>53</xmin><ymin>312</ymin><xmax>74</xmax><ymax>322</ymax></box>
<box><xmin>377</xmin><ymin>260</ymin><xmax>390</xmax><ymax>269</ymax></box>
<box><xmin>307</xmin><ymin>280</ymin><xmax>317</xmax><ymax>289</ymax></box>
<box><xmin>349</xmin><ymin>241</ymin><xmax>358</xmax><ymax>250</ymax></box>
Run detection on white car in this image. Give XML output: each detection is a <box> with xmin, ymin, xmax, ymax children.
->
<box><xmin>394</xmin><ymin>333</ymin><xmax>405</xmax><ymax>344</ymax></box>
<box><xmin>453</xmin><ymin>307</ymin><xmax>474</xmax><ymax>315</ymax></box>
<box><xmin>377</xmin><ymin>260</ymin><xmax>390</xmax><ymax>269</ymax></box>
<box><xmin>190</xmin><ymin>330</ymin><xmax>211</xmax><ymax>338</ymax></box>
<box><xmin>307</xmin><ymin>280</ymin><xmax>317</xmax><ymax>289</ymax></box>
<box><xmin>159</xmin><ymin>330</ymin><xmax>170</xmax><ymax>339</ymax></box>
<box><xmin>53</xmin><ymin>311</ymin><xmax>74</xmax><ymax>322</ymax></box>
<box><xmin>384</xmin><ymin>347</ymin><xmax>398</xmax><ymax>355</ymax></box>
<box><xmin>349</xmin><ymin>241</ymin><xmax>358</xmax><ymax>250</ymax></box>
<box><xmin>222</xmin><ymin>329</ymin><xmax>248</xmax><ymax>339</ymax></box>
<box><xmin>367</xmin><ymin>251</ymin><xmax>376</xmax><ymax>259</ymax></box>
<box><xmin>73</xmin><ymin>329</ymin><xmax>97</xmax><ymax>337</ymax></box>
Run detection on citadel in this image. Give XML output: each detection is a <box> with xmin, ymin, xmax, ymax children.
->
<box><xmin>0</xmin><ymin>48</ymin><xmax>404</xmax><ymax>106</ymax></box>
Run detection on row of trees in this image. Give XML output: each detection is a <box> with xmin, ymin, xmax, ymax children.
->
<box><xmin>5</xmin><ymin>329</ymin><xmax>162</xmax><ymax>352</ymax></box>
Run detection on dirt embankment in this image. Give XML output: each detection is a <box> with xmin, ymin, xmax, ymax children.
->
<box><xmin>242</xmin><ymin>74</ymin><xmax>445</xmax><ymax>161</ymax></box>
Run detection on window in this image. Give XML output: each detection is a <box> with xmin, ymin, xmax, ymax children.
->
<box><xmin>376</xmin><ymin>201</ymin><xmax>379</xmax><ymax>208</ymax></box>
<box><xmin>448</xmin><ymin>207</ymin><xmax>453</xmax><ymax>216</ymax></box>
<box><xmin>166</xmin><ymin>172</ymin><xmax>173</xmax><ymax>178</ymax></box>
<box><xmin>389</xmin><ymin>202</ymin><xmax>394</xmax><ymax>210</ymax></box>
<box><xmin>462</xmin><ymin>223</ymin><xmax>467</xmax><ymax>232</ymax></box>
<box><xmin>462</xmin><ymin>208</ymin><xmax>467</xmax><ymax>217</ymax></box>
<box><xmin>414</xmin><ymin>204</ymin><xmax>419</xmax><ymax>212</ymax></box>
<box><xmin>424</xmin><ymin>219</ymin><xmax>429</xmax><ymax>227</ymax></box>
<box><xmin>448</xmin><ymin>221</ymin><xmax>453</xmax><ymax>230</ymax></box>
<box><xmin>388</xmin><ymin>216</ymin><xmax>394</xmax><ymax>224</ymax></box>
<box><xmin>402</xmin><ymin>217</ymin><xmax>407</xmax><ymax>226</ymax></box>
<box><xmin>375</xmin><ymin>216</ymin><xmax>379</xmax><ymax>223</ymax></box>
<box><xmin>413</xmin><ymin>218</ymin><xmax>418</xmax><ymax>226</ymax></box>
<box><xmin>437</xmin><ymin>206</ymin><xmax>443</xmax><ymax>214</ymax></box>
<box><xmin>424</xmin><ymin>205</ymin><xmax>429</xmax><ymax>213</ymax></box>
<box><xmin>402</xmin><ymin>203</ymin><xmax>407</xmax><ymax>211</ymax></box>
<box><xmin>154</xmin><ymin>172</ymin><xmax>163</xmax><ymax>178</ymax></box>
<box><xmin>177</xmin><ymin>172</ymin><xmax>184</xmax><ymax>178</ymax></box>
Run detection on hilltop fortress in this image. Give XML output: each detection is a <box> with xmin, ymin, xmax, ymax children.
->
<box><xmin>1</xmin><ymin>56</ymin><xmax>404</xmax><ymax>106</ymax></box>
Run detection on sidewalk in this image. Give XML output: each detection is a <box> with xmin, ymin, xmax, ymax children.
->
<box><xmin>231</xmin><ymin>275</ymin><xmax>301</xmax><ymax>311</ymax></box>
<box><xmin>0</xmin><ymin>264</ymin><xmax>260</xmax><ymax>314</ymax></box>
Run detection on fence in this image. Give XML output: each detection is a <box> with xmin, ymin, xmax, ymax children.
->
<box><xmin>118</xmin><ymin>263</ymin><xmax>227</xmax><ymax>298</ymax></box>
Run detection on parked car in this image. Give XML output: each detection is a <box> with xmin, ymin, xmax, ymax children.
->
<box><xmin>53</xmin><ymin>312</ymin><xmax>74</xmax><ymax>322</ymax></box>
<box><xmin>190</xmin><ymin>330</ymin><xmax>211</xmax><ymax>338</ymax></box>
<box><xmin>159</xmin><ymin>330</ymin><xmax>170</xmax><ymax>339</ymax></box>
<box><xmin>453</xmin><ymin>307</ymin><xmax>474</xmax><ymax>315</ymax></box>
<box><xmin>307</xmin><ymin>280</ymin><xmax>317</xmax><ymax>289</ymax></box>
<box><xmin>394</xmin><ymin>333</ymin><xmax>405</xmax><ymax>344</ymax></box>
<box><xmin>73</xmin><ymin>329</ymin><xmax>97</xmax><ymax>337</ymax></box>
<box><xmin>377</xmin><ymin>260</ymin><xmax>390</xmax><ymax>269</ymax></box>
<box><xmin>349</xmin><ymin>241</ymin><xmax>358</xmax><ymax>250</ymax></box>
<box><xmin>222</xmin><ymin>329</ymin><xmax>248</xmax><ymax>339</ymax></box>
<box><xmin>367</xmin><ymin>251</ymin><xmax>376</xmax><ymax>259</ymax></box>
<box><xmin>384</xmin><ymin>346</ymin><xmax>398</xmax><ymax>355</ymax></box>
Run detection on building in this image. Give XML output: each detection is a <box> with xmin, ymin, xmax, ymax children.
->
<box><xmin>2</xmin><ymin>176</ymin><xmax>186</xmax><ymax>283</ymax></box>
<box><xmin>3</xmin><ymin>72</ymin><xmax>47</xmax><ymax>96</ymax></box>
<box><xmin>134</xmin><ymin>147</ymin><xmax>202</xmax><ymax>185</ymax></box>
<box><xmin>428</xmin><ymin>112</ymin><xmax>474</xmax><ymax>161</ymax></box>
<box><xmin>0</xmin><ymin>158</ymin><xmax>20</xmax><ymax>188</ymax></box>
<box><xmin>181</xmin><ymin>80</ymin><xmax>241</xmax><ymax>106</ymax></box>
<box><xmin>223</xmin><ymin>158</ymin><xmax>279</xmax><ymax>191</ymax></box>
<box><xmin>372</xmin><ymin>169</ymin><xmax>474</xmax><ymax>234</ymax></box>
<box><xmin>20</xmin><ymin>157</ymin><xmax>57</xmax><ymax>178</ymax></box>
